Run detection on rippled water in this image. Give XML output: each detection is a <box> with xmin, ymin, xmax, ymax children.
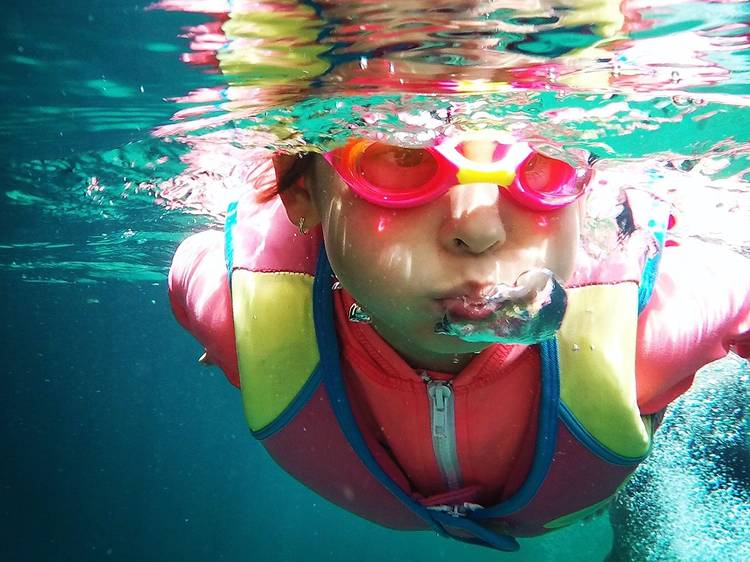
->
<box><xmin>3</xmin><ymin>0</ymin><xmax>750</xmax><ymax>283</ymax></box>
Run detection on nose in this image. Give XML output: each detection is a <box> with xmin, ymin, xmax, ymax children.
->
<box><xmin>439</xmin><ymin>182</ymin><xmax>506</xmax><ymax>254</ymax></box>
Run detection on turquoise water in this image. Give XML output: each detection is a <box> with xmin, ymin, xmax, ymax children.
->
<box><xmin>2</xmin><ymin>1</ymin><xmax>749</xmax><ymax>561</ymax></box>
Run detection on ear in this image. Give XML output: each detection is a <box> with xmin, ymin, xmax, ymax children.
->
<box><xmin>272</xmin><ymin>154</ymin><xmax>321</xmax><ymax>229</ymax></box>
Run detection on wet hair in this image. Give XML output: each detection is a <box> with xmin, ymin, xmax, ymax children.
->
<box><xmin>278</xmin><ymin>153</ymin><xmax>316</xmax><ymax>192</ymax></box>
<box><xmin>255</xmin><ymin>152</ymin><xmax>316</xmax><ymax>203</ymax></box>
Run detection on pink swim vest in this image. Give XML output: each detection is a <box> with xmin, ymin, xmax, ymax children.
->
<box><xmin>225</xmin><ymin>192</ymin><xmax>668</xmax><ymax>551</ymax></box>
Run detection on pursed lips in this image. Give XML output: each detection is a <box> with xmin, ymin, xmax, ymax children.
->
<box><xmin>436</xmin><ymin>296</ymin><xmax>500</xmax><ymax>320</ymax></box>
<box><xmin>433</xmin><ymin>282</ymin><xmax>504</xmax><ymax>321</ymax></box>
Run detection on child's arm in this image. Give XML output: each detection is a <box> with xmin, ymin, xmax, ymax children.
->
<box><xmin>168</xmin><ymin>230</ymin><xmax>240</xmax><ymax>387</ymax></box>
<box><xmin>636</xmin><ymin>240</ymin><xmax>750</xmax><ymax>412</ymax></box>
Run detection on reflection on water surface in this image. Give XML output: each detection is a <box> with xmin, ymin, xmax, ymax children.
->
<box><xmin>3</xmin><ymin>0</ymin><xmax>750</xmax><ymax>276</ymax></box>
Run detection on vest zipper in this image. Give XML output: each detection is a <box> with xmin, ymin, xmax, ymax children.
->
<box><xmin>421</xmin><ymin>371</ymin><xmax>462</xmax><ymax>491</ymax></box>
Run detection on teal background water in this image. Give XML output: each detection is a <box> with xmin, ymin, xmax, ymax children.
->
<box><xmin>1</xmin><ymin>3</ymin><xmax>202</xmax><ymax>162</ymax></box>
<box><xmin>2</xmin><ymin>1</ymin><xmax>749</xmax><ymax>560</ymax></box>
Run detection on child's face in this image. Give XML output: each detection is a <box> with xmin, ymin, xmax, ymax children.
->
<box><xmin>302</xmin><ymin>140</ymin><xmax>581</xmax><ymax>371</ymax></box>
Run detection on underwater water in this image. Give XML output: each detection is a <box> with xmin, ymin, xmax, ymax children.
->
<box><xmin>2</xmin><ymin>1</ymin><xmax>749</xmax><ymax>561</ymax></box>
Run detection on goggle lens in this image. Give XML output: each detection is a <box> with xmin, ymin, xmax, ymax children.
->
<box><xmin>516</xmin><ymin>153</ymin><xmax>584</xmax><ymax>207</ymax></box>
<box><xmin>520</xmin><ymin>154</ymin><xmax>573</xmax><ymax>194</ymax></box>
<box><xmin>356</xmin><ymin>144</ymin><xmax>438</xmax><ymax>193</ymax></box>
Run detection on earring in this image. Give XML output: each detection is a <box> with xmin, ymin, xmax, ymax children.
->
<box><xmin>297</xmin><ymin>217</ymin><xmax>306</xmax><ymax>235</ymax></box>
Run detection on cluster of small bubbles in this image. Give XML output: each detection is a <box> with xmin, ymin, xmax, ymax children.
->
<box><xmin>610</xmin><ymin>356</ymin><xmax>750</xmax><ymax>560</ymax></box>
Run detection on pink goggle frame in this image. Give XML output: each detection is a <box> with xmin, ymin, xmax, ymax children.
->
<box><xmin>323</xmin><ymin>134</ymin><xmax>590</xmax><ymax>211</ymax></box>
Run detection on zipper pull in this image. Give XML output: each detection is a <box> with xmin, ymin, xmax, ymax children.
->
<box><xmin>427</xmin><ymin>381</ymin><xmax>452</xmax><ymax>439</ymax></box>
<box><xmin>420</xmin><ymin>370</ymin><xmax>462</xmax><ymax>491</ymax></box>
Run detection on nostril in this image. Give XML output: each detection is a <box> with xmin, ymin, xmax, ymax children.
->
<box><xmin>453</xmin><ymin>237</ymin><xmax>499</xmax><ymax>254</ymax></box>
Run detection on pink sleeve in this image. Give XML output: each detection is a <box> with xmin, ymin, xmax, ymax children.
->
<box><xmin>168</xmin><ymin>230</ymin><xmax>240</xmax><ymax>387</ymax></box>
<box><xmin>636</xmin><ymin>240</ymin><xmax>750</xmax><ymax>413</ymax></box>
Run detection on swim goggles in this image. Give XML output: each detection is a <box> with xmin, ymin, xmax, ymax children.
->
<box><xmin>323</xmin><ymin>134</ymin><xmax>589</xmax><ymax>211</ymax></box>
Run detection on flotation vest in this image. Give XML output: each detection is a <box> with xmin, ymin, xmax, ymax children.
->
<box><xmin>225</xmin><ymin>192</ymin><xmax>668</xmax><ymax>552</ymax></box>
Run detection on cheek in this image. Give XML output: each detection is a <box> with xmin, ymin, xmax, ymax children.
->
<box><xmin>312</xmin><ymin>163</ymin><xmax>410</xmax><ymax>292</ymax></box>
<box><xmin>323</xmin><ymin>212</ymin><xmax>437</xmax><ymax>312</ymax></box>
<box><xmin>324</xmin><ymin>198</ymin><xmax>395</xmax><ymax>254</ymax></box>
<box><xmin>330</xmin><ymin>217</ymin><xmax>421</xmax><ymax>288</ymax></box>
<box><xmin>503</xmin><ymin>205</ymin><xmax>579</xmax><ymax>278</ymax></box>
<box><xmin>319</xmin><ymin>199</ymin><xmax>411</xmax><ymax>287</ymax></box>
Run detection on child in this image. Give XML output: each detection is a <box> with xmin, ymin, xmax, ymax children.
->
<box><xmin>168</xmin><ymin>131</ymin><xmax>750</xmax><ymax>552</ymax></box>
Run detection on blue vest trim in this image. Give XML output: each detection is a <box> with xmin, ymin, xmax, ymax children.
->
<box><xmin>252</xmin><ymin>363</ymin><xmax>324</xmax><ymax>441</ymax></box>
<box><xmin>638</xmin><ymin>251</ymin><xmax>662</xmax><ymax>313</ymax></box>
<box><xmin>312</xmin><ymin>248</ymin><xmax>520</xmax><ymax>551</ymax></box>
<box><xmin>224</xmin><ymin>200</ymin><xmax>239</xmax><ymax>279</ymax></box>
<box><xmin>310</xmin><ymin>249</ymin><xmax>446</xmax><ymax>536</ymax></box>
<box><xmin>428</xmin><ymin>511</ymin><xmax>520</xmax><ymax>552</ymax></box>
<box><xmin>558</xmin><ymin>402</ymin><xmax>650</xmax><ymax>466</ymax></box>
<box><xmin>477</xmin><ymin>337</ymin><xmax>560</xmax><ymax>519</ymax></box>
<box><xmin>637</xmin><ymin>207</ymin><xmax>668</xmax><ymax>312</ymax></box>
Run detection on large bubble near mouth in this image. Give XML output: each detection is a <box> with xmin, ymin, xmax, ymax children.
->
<box><xmin>434</xmin><ymin>268</ymin><xmax>567</xmax><ymax>344</ymax></box>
